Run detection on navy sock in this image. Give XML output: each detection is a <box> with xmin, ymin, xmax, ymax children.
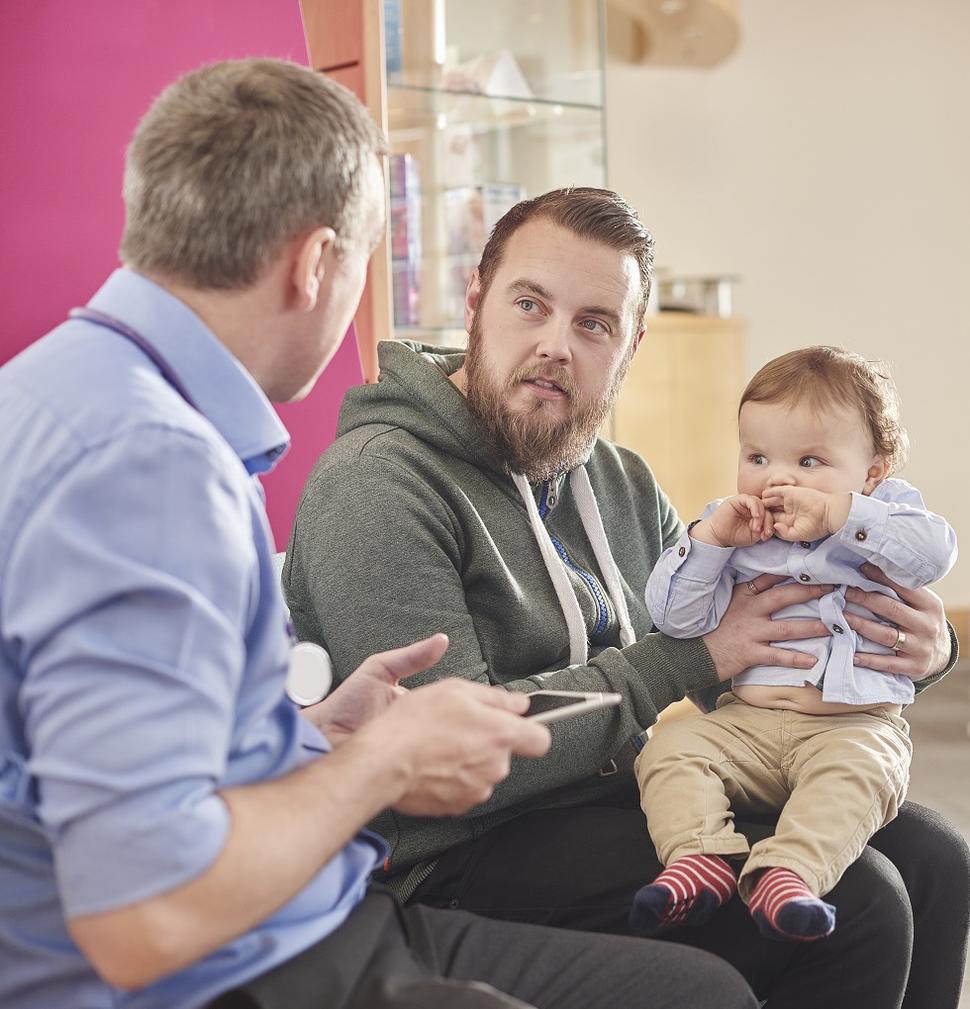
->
<box><xmin>748</xmin><ymin>867</ymin><xmax>836</xmax><ymax>941</ymax></box>
<box><xmin>630</xmin><ymin>853</ymin><xmax>737</xmax><ymax>936</ymax></box>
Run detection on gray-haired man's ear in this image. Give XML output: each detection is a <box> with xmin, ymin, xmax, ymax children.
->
<box><xmin>294</xmin><ymin>226</ymin><xmax>337</xmax><ymax>312</ymax></box>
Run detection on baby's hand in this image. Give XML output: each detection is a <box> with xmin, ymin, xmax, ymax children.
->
<box><xmin>700</xmin><ymin>494</ymin><xmax>774</xmax><ymax>547</ymax></box>
<box><xmin>762</xmin><ymin>486</ymin><xmax>851</xmax><ymax>541</ymax></box>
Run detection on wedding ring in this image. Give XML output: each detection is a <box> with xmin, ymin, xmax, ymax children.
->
<box><xmin>892</xmin><ymin>628</ymin><xmax>907</xmax><ymax>654</ymax></box>
<box><xmin>746</xmin><ymin>581</ymin><xmax>761</xmax><ymax>596</ymax></box>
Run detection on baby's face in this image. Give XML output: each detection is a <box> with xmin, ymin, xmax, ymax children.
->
<box><xmin>737</xmin><ymin>398</ymin><xmax>885</xmax><ymax>498</ymax></box>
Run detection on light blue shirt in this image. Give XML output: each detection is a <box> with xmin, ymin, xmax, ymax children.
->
<box><xmin>0</xmin><ymin>270</ymin><xmax>386</xmax><ymax>1009</ymax></box>
<box><xmin>645</xmin><ymin>479</ymin><xmax>958</xmax><ymax>705</ymax></box>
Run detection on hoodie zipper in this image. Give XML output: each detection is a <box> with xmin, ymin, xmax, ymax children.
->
<box><xmin>539</xmin><ymin>481</ymin><xmax>609</xmax><ymax>637</ymax></box>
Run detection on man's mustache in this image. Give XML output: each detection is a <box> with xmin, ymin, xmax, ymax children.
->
<box><xmin>508</xmin><ymin>365</ymin><xmax>578</xmax><ymax>400</ymax></box>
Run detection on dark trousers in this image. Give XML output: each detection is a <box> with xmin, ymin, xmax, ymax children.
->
<box><xmin>412</xmin><ymin>797</ymin><xmax>970</xmax><ymax>1009</ymax></box>
<box><xmin>210</xmin><ymin>888</ymin><xmax>758</xmax><ymax>1009</ymax></box>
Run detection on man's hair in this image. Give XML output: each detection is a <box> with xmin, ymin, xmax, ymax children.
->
<box><xmin>740</xmin><ymin>345</ymin><xmax>909</xmax><ymax>472</ymax></box>
<box><xmin>119</xmin><ymin>58</ymin><xmax>386</xmax><ymax>289</ymax></box>
<box><xmin>476</xmin><ymin>187</ymin><xmax>655</xmax><ymax>326</ymax></box>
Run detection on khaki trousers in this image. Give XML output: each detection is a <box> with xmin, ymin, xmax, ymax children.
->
<box><xmin>634</xmin><ymin>694</ymin><xmax>912</xmax><ymax>901</ymax></box>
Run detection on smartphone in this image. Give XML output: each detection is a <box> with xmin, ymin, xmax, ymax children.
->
<box><xmin>525</xmin><ymin>689</ymin><xmax>623</xmax><ymax>725</ymax></box>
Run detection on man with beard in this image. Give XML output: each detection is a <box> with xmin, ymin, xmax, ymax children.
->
<box><xmin>283</xmin><ymin>188</ymin><xmax>968</xmax><ymax>1009</ymax></box>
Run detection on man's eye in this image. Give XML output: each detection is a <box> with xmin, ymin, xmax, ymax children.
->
<box><xmin>517</xmin><ymin>299</ymin><xmax>538</xmax><ymax>313</ymax></box>
<box><xmin>580</xmin><ymin>318</ymin><xmax>607</xmax><ymax>334</ymax></box>
<box><xmin>800</xmin><ymin>456</ymin><xmax>822</xmax><ymax>468</ymax></box>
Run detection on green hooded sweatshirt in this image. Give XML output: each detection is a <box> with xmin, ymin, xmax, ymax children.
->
<box><xmin>283</xmin><ymin>340</ymin><xmax>720</xmax><ymax>894</ymax></box>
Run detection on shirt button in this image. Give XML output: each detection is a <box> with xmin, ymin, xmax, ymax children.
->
<box><xmin>548</xmin><ymin>494</ymin><xmax>557</xmax><ymax>508</ymax></box>
<box><xmin>799</xmin><ymin>573</ymin><xmax>811</xmax><ymax>582</ymax></box>
<box><xmin>855</xmin><ymin>530</ymin><xmax>867</xmax><ymax>541</ymax></box>
<box><xmin>833</xmin><ymin>624</ymin><xmax>844</xmax><ymax>634</ymax></box>
<box><xmin>800</xmin><ymin>541</ymin><xmax>811</xmax><ymax>549</ymax></box>
<box><xmin>678</xmin><ymin>546</ymin><xmax>686</xmax><ymax>557</ymax></box>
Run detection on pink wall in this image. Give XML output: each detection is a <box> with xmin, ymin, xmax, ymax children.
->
<box><xmin>0</xmin><ymin>0</ymin><xmax>363</xmax><ymax>548</ymax></box>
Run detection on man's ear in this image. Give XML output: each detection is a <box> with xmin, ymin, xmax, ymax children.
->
<box><xmin>631</xmin><ymin>324</ymin><xmax>646</xmax><ymax>357</ymax></box>
<box><xmin>863</xmin><ymin>455</ymin><xmax>891</xmax><ymax>495</ymax></box>
<box><xmin>293</xmin><ymin>226</ymin><xmax>337</xmax><ymax>312</ymax></box>
<box><xmin>464</xmin><ymin>269</ymin><xmax>482</xmax><ymax>333</ymax></box>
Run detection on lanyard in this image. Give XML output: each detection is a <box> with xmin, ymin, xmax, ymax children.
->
<box><xmin>68</xmin><ymin>306</ymin><xmax>200</xmax><ymax>412</ymax></box>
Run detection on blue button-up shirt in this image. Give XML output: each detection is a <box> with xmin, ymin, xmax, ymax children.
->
<box><xmin>0</xmin><ymin>270</ymin><xmax>385</xmax><ymax>1009</ymax></box>
<box><xmin>645</xmin><ymin>479</ymin><xmax>958</xmax><ymax>705</ymax></box>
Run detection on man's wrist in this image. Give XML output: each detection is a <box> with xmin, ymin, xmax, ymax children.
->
<box><xmin>327</xmin><ymin>727</ymin><xmax>412</xmax><ymax>812</ymax></box>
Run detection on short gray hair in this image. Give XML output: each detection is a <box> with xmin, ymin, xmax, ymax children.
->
<box><xmin>120</xmin><ymin>58</ymin><xmax>386</xmax><ymax>289</ymax></box>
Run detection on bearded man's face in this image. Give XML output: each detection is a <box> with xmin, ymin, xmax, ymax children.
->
<box><xmin>460</xmin><ymin>218</ymin><xmax>642</xmax><ymax>481</ymax></box>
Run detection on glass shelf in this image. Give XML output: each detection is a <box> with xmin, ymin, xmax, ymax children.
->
<box><xmin>388</xmin><ymin>84</ymin><xmax>603</xmax><ymax>142</ymax></box>
<box><xmin>386</xmin><ymin>0</ymin><xmax>604</xmax><ymax>106</ymax></box>
<box><xmin>390</xmin><ymin>83</ymin><xmax>601</xmax><ymax>113</ymax></box>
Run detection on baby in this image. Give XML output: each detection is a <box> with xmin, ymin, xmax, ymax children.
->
<box><xmin>632</xmin><ymin>346</ymin><xmax>958</xmax><ymax>942</ymax></box>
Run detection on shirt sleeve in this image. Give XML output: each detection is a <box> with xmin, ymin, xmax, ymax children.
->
<box><xmin>3</xmin><ymin>427</ymin><xmax>258</xmax><ymax>917</ymax></box>
<box><xmin>839</xmin><ymin>484</ymin><xmax>958</xmax><ymax>589</ymax></box>
<box><xmin>645</xmin><ymin>500</ymin><xmax>738</xmax><ymax>638</ymax></box>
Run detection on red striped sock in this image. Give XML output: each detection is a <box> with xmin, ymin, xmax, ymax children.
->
<box><xmin>630</xmin><ymin>854</ymin><xmax>737</xmax><ymax>935</ymax></box>
<box><xmin>748</xmin><ymin>867</ymin><xmax>836</xmax><ymax>941</ymax></box>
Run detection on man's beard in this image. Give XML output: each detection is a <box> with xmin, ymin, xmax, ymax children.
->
<box><xmin>464</xmin><ymin>313</ymin><xmax>633</xmax><ymax>482</ymax></box>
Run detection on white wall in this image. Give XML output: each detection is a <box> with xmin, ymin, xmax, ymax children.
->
<box><xmin>607</xmin><ymin>0</ymin><xmax>970</xmax><ymax>607</ymax></box>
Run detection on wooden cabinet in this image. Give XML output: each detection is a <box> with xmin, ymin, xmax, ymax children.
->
<box><xmin>611</xmin><ymin>312</ymin><xmax>746</xmax><ymax>523</ymax></box>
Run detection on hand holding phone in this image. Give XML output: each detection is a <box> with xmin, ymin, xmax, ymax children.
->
<box><xmin>525</xmin><ymin>689</ymin><xmax>622</xmax><ymax>724</ymax></box>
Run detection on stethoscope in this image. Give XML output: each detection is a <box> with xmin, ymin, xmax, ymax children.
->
<box><xmin>68</xmin><ymin>306</ymin><xmax>334</xmax><ymax>706</ymax></box>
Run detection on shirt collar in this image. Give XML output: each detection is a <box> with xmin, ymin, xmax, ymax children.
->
<box><xmin>87</xmin><ymin>269</ymin><xmax>290</xmax><ymax>474</ymax></box>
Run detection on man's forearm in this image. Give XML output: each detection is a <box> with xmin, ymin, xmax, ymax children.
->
<box><xmin>68</xmin><ymin>736</ymin><xmax>401</xmax><ymax>990</ymax></box>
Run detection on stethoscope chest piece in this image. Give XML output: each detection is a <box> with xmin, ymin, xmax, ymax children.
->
<box><xmin>286</xmin><ymin>641</ymin><xmax>334</xmax><ymax>707</ymax></box>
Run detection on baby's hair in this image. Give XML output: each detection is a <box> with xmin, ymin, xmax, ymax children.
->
<box><xmin>739</xmin><ymin>346</ymin><xmax>909</xmax><ymax>473</ymax></box>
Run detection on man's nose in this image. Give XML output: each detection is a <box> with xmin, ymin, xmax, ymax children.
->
<box><xmin>534</xmin><ymin>317</ymin><xmax>572</xmax><ymax>364</ymax></box>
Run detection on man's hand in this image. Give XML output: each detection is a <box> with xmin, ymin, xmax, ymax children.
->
<box><xmin>300</xmin><ymin>633</ymin><xmax>449</xmax><ymax>745</ymax></box>
<box><xmin>843</xmin><ymin>562</ymin><xmax>951</xmax><ymax>681</ymax></box>
<box><xmin>356</xmin><ymin>679</ymin><xmax>551</xmax><ymax>816</ymax></box>
<box><xmin>300</xmin><ymin>631</ymin><xmax>554</xmax><ymax>815</ymax></box>
<box><xmin>762</xmin><ymin>486</ymin><xmax>852</xmax><ymax>541</ymax></box>
<box><xmin>703</xmin><ymin>574</ymin><xmax>833</xmax><ymax>681</ymax></box>
<box><xmin>694</xmin><ymin>495</ymin><xmax>774</xmax><ymax>548</ymax></box>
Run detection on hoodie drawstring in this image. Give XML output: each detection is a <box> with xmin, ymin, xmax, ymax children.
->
<box><xmin>512</xmin><ymin>467</ymin><xmax>635</xmax><ymax>666</ymax></box>
<box><xmin>512</xmin><ymin>472</ymin><xmax>588</xmax><ymax>665</ymax></box>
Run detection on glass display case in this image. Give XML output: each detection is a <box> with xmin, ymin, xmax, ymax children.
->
<box><xmin>381</xmin><ymin>0</ymin><xmax>607</xmax><ymax>345</ymax></box>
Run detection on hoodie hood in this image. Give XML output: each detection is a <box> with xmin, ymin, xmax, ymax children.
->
<box><xmin>336</xmin><ymin>340</ymin><xmax>513</xmax><ymax>480</ymax></box>
<box><xmin>336</xmin><ymin>339</ymin><xmax>596</xmax><ymax>485</ymax></box>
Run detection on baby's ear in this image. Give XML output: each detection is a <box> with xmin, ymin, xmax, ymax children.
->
<box><xmin>862</xmin><ymin>456</ymin><xmax>890</xmax><ymax>495</ymax></box>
